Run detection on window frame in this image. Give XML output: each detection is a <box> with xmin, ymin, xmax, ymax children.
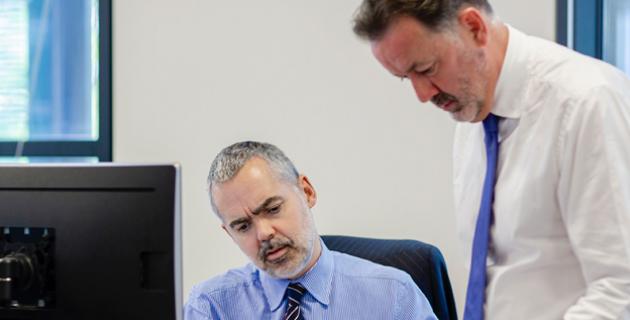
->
<box><xmin>557</xmin><ymin>0</ymin><xmax>604</xmax><ymax>59</ymax></box>
<box><xmin>0</xmin><ymin>0</ymin><xmax>112</xmax><ymax>161</ymax></box>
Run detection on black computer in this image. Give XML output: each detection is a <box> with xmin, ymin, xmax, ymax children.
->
<box><xmin>0</xmin><ymin>164</ymin><xmax>182</xmax><ymax>319</ymax></box>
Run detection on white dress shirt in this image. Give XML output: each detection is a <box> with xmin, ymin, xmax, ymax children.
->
<box><xmin>454</xmin><ymin>26</ymin><xmax>630</xmax><ymax>319</ymax></box>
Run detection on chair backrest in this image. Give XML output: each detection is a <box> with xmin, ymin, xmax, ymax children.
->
<box><xmin>321</xmin><ymin>235</ymin><xmax>457</xmax><ymax>320</ymax></box>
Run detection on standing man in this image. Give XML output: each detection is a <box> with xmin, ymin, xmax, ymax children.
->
<box><xmin>352</xmin><ymin>0</ymin><xmax>630</xmax><ymax>319</ymax></box>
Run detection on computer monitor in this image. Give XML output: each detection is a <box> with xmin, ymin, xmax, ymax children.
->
<box><xmin>0</xmin><ymin>164</ymin><xmax>182</xmax><ymax>320</ymax></box>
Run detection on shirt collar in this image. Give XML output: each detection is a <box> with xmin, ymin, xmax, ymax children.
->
<box><xmin>259</xmin><ymin>238</ymin><xmax>333</xmax><ymax>312</ymax></box>
<box><xmin>492</xmin><ymin>25</ymin><xmax>531</xmax><ymax>119</ymax></box>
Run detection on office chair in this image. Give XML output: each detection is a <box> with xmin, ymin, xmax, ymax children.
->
<box><xmin>321</xmin><ymin>235</ymin><xmax>457</xmax><ymax>320</ymax></box>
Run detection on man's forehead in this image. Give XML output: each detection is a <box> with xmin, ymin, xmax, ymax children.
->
<box><xmin>213</xmin><ymin>174</ymin><xmax>287</xmax><ymax>219</ymax></box>
<box><xmin>213</xmin><ymin>182</ymin><xmax>271</xmax><ymax>214</ymax></box>
<box><xmin>372</xmin><ymin>17</ymin><xmax>438</xmax><ymax>74</ymax></box>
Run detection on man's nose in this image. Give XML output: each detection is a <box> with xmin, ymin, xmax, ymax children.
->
<box><xmin>256</xmin><ymin>219</ymin><xmax>275</xmax><ymax>241</ymax></box>
<box><xmin>410</xmin><ymin>75</ymin><xmax>439</xmax><ymax>103</ymax></box>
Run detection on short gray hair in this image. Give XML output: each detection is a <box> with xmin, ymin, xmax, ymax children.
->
<box><xmin>207</xmin><ymin>141</ymin><xmax>299</xmax><ymax>215</ymax></box>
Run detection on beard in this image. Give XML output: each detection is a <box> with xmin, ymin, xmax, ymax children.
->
<box><xmin>257</xmin><ymin>218</ymin><xmax>316</xmax><ymax>279</ymax></box>
<box><xmin>452</xmin><ymin>101</ymin><xmax>483</xmax><ymax>122</ymax></box>
<box><xmin>431</xmin><ymin>88</ymin><xmax>484</xmax><ymax>122</ymax></box>
<box><xmin>433</xmin><ymin>43</ymin><xmax>488</xmax><ymax>123</ymax></box>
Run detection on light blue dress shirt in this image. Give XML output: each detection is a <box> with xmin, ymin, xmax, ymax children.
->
<box><xmin>185</xmin><ymin>240</ymin><xmax>436</xmax><ymax>320</ymax></box>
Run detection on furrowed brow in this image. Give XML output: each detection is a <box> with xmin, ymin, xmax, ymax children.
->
<box><xmin>251</xmin><ymin>196</ymin><xmax>283</xmax><ymax>215</ymax></box>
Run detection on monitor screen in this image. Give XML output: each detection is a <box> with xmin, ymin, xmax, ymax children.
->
<box><xmin>0</xmin><ymin>164</ymin><xmax>182</xmax><ymax>320</ymax></box>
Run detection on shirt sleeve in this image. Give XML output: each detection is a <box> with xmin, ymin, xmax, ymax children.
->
<box><xmin>184</xmin><ymin>286</ymin><xmax>219</xmax><ymax>320</ymax></box>
<box><xmin>184</xmin><ymin>303</ymin><xmax>211</xmax><ymax>320</ymax></box>
<box><xmin>558</xmin><ymin>86</ymin><xmax>630</xmax><ymax>318</ymax></box>
<box><xmin>395</xmin><ymin>274</ymin><xmax>438</xmax><ymax>320</ymax></box>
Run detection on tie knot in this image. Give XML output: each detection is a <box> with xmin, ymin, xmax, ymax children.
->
<box><xmin>286</xmin><ymin>282</ymin><xmax>307</xmax><ymax>302</ymax></box>
<box><xmin>483</xmin><ymin>113</ymin><xmax>499</xmax><ymax>134</ymax></box>
<box><xmin>283</xmin><ymin>283</ymin><xmax>307</xmax><ymax>320</ymax></box>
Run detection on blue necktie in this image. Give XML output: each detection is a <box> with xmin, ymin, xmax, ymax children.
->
<box><xmin>464</xmin><ymin>113</ymin><xmax>499</xmax><ymax>320</ymax></box>
<box><xmin>282</xmin><ymin>282</ymin><xmax>306</xmax><ymax>320</ymax></box>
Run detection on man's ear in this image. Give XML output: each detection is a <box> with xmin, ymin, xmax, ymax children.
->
<box><xmin>298</xmin><ymin>175</ymin><xmax>317</xmax><ymax>208</ymax></box>
<box><xmin>458</xmin><ymin>7</ymin><xmax>489</xmax><ymax>46</ymax></box>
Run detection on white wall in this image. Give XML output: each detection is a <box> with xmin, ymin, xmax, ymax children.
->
<box><xmin>113</xmin><ymin>0</ymin><xmax>555</xmax><ymax>315</ymax></box>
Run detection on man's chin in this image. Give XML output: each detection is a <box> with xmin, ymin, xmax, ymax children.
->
<box><xmin>450</xmin><ymin>104</ymin><xmax>481</xmax><ymax>122</ymax></box>
<box><xmin>265</xmin><ymin>265</ymin><xmax>301</xmax><ymax>279</ymax></box>
<box><xmin>261</xmin><ymin>255</ymin><xmax>301</xmax><ymax>279</ymax></box>
<box><xmin>450</xmin><ymin>111</ymin><xmax>474</xmax><ymax>122</ymax></box>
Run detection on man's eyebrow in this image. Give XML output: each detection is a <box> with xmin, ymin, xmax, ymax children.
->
<box><xmin>404</xmin><ymin>62</ymin><xmax>418</xmax><ymax>75</ymax></box>
<box><xmin>228</xmin><ymin>217</ymin><xmax>250</xmax><ymax>229</ymax></box>
<box><xmin>390</xmin><ymin>63</ymin><xmax>416</xmax><ymax>78</ymax></box>
<box><xmin>404</xmin><ymin>60</ymin><xmax>433</xmax><ymax>76</ymax></box>
<box><xmin>251</xmin><ymin>196</ymin><xmax>283</xmax><ymax>215</ymax></box>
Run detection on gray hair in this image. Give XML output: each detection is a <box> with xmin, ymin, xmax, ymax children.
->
<box><xmin>207</xmin><ymin>141</ymin><xmax>299</xmax><ymax>215</ymax></box>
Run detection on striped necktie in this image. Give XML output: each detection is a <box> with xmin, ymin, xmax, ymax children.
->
<box><xmin>464</xmin><ymin>113</ymin><xmax>499</xmax><ymax>320</ymax></box>
<box><xmin>282</xmin><ymin>282</ymin><xmax>307</xmax><ymax>320</ymax></box>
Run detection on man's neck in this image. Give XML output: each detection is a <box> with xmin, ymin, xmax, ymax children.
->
<box><xmin>477</xmin><ymin>21</ymin><xmax>510</xmax><ymax>121</ymax></box>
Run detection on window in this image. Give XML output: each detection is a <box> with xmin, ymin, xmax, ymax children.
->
<box><xmin>0</xmin><ymin>0</ymin><xmax>111</xmax><ymax>161</ymax></box>
<box><xmin>602</xmin><ymin>0</ymin><xmax>630</xmax><ymax>74</ymax></box>
<box><xmin>558</xmin><ymin>0</ymin><xmax>630</xmax><ymax>76</ymax></box>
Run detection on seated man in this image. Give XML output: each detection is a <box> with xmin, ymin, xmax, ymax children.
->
<box><xmin>185</xmin><ymin>141</ymin><xmax>437</xmax><ymax>319</ymax></box>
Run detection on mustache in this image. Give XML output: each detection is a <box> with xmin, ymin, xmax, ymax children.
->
<box><xmin>258</xmin><ymin>237</ymin><xmax>294</xmax><ymax>262</ymax></box>
<box><xmin>431</xmin><ymin>91</ymin><xmax>457</xmax><ymax>106</ymax></box>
